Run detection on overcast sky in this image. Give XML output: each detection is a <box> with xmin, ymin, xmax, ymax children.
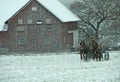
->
<box><xmin>0</xmin><ymin>0</ymin><xmax>28</xmax><ymax>30</ymax></box>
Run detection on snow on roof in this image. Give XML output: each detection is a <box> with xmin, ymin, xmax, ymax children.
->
<box><xmin>38</xmin><ymin>0</ymin><xmax>80</xmax><ymax>22</ymax></box>
<box><xmin>0</xmin><ymin>0</ymin><xmax>79</xmax><ymax>31</ymax></box>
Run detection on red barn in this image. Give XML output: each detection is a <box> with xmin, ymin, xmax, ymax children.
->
<box><xmin>0</xmin><ymin>0</ymin><xmax>79</xmax><ymax>52</ymax></box>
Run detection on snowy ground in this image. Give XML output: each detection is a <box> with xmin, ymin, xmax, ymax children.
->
<box><xmin>0</xmin><ymin>51</ymin><xmax>120</xmax><ymax>82</ymax></box>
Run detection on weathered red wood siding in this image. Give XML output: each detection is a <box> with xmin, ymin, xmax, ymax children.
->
<box><xmin>62</xmin><ymin>22</ymin><xmax>78</xmax><ymax>49</ymax></box>
<box><xmin>0</xmin><ymin>0</ymin><xmax>78</xmax><ymax>52</ymax></box>
<box><xmin>0</xmin><ymin>32</ymin><xmax>9</xmax><ymax>48</ymax></box>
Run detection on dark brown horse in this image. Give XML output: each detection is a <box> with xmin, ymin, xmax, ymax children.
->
<box><xmin>94</xmin><ymin>43</ymin><xmax>103</xmax><ymax>61</ymax></box>
<box><xmin>91</xmin><ymin>40</ymin><xmax>103</xmax><ymax>61</ymax></box>
<box><xmin>79</xmin><ymin>40</ymin><xmax>89</xmax><ymax>60</ymax></box>
<box><xmin>87</xmin><ymin>39</ymin><xmax>102</xmax><ymax>61</ymax></box>
<box><xmin>79</xmin><ymin>39</ymin><xmax>103</xmax><ymax>61</ymax></box>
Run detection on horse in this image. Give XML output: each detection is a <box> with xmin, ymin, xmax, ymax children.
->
<box><xmin>93</xmin><ymin>44</ymin><xmax>103</xmax><ymax>61</ymax></box>
<box><xmin>91</xmin><ymin>41</ymin><xmax>103</xmax><ymax>61</ymax></box>
<box><xmin>79</xmin><ymin>39</ymin><xmax>103</xmax><ymax>61</ymax></box>
<box><xmin>79</xmin><ymin>40</ymin><xmax>89</xmax><ymax>61</ymax></box>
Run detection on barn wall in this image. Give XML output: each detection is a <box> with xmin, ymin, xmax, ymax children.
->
<box><xmin>2</xmin><ymin>0</ymin><xmax>78</xmax><ymax>52</ymax></box>
<box><xmin>0</xmin><ymin>32</ymin><xmax>9</xmax><ymax>52</ymax></box>
<box><xmin>6</xmin><ymin>0</ymin><xmax>63</xmax><ymax>52</ymax></box>
<box><xmin>61</xmin><ymin>22</ymin><xmax>78</xmax><ymax>49</ymax></box>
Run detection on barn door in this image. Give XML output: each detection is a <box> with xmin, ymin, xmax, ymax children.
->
<box><xmin>68</xmin><ymin>30</ymin><xmax>79</xmax><ymax>48</ymax></box>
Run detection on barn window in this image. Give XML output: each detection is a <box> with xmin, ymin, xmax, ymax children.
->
<box><xmin>16</xmin><ymin>26</ymin><xmax>25</xmax><ymax>31</ymax></box>
<box><xmin>18</xmin><ymin>19</ymin><xmax>23</xmax><ymax>24</ymax></box>
<box><xmin>32</xmin><ymin>7</ymin><xmax>37</xmax><ymax>11</ymax></box>
<box><xmin>27</xmin><ymin>19</ymin><xmax>33</xmax><ymax>24</ymax></box>
<box><xmin>45</xmin><ymin>19</ymin><xmax>51</xmax><ymax>24</ymax></box>
<box><xmin>37</xmin><ymin>20</ymin><xmax>42</xmax><ymax>24</ymax></box>
<box><xmin>18</xmin><ymin>37</ymin><xmax>25</xmax><ymax>45</ymax></box>
<box><xmin>44</xmin><ymin>37</ymin><xmax>52</xmax><ymax>45</ymax></box>
<box><xmin>3</xmin><ymin>24</ymin><xmax>8</xmax><ymax>31</ymax></box>
<box><xmin>46</xmin><ymin>27</ymin><xmax>52</xmax><ymax>32</ymax></box>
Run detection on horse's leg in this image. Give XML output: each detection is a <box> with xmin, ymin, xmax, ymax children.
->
<box><xmin>108</xmin><ymin>52</ymin><xmax>109</xmax><ymax>60</ymax></box>
<box><xmin>94</xmin><ymin>54</ymin><xmax>97</xmax><ymax>61</ymax></box>
<box><xmin>96</xmin><ymin>53</ymin><xmax>100</xmax><ymax>61</ymax></box>
<box><xmin>99</xmin><ymin>52</ymin><xmax>102</xmax><ymax>61</ymax></box>
<box><xmin>82</xmin><ymin>52</ymin><xmax>87</xmax><ymax>60</ymax></box>
<box><xmin>97</xmin><ymin>50</ymin><xmax>102</xmax><ymax>61</ymax></box>
<box><xmin>99</xmin><ymin>56</ymin><xmax>101</xmax><ymax>61</ymax></box>
<box><xmin>92</xmin><ymin>50</ymin><xmax>95</xmax><ymax>60</ymax></box>
<box><xmin>95</xmin><ymin>53</ymin><xmax>98</xmax><ymax>61</ymax></box>
<box><xmin>80</xmin><ymin>51</ymin><xmax>83</xmax><ymax>60</ymax></box>
<box><xmin>97</xmin><ymin>53</ymin><xmax>101</xmax><ymax>61</ymax></box>
<box><xmin>82</xmin><ymin>53</ymin><xmax>87</xmax><ymax>61</ymax></box>
<box><xmin>96</xmin><ymin>55</ymin><xmax>99</xmax><ymax>61</ymax></box>
<box><xmin>85</xmin><ymin>53</ymin><xmax>88</xmax><ymax>61</ymax></box>
<box><xmin>93</xmin><ymin>53</ymin><xmax>95</xmax><ymax>60</ymax></box>
<box><xmin>80</xmin><ymin>54</ymin><xmax>83</xmax><ymax>60</ymax></box>
<box><xmin>93</xmin><ymin>53</ymin><xmax>97</xmax><ymax>61</ymax></box>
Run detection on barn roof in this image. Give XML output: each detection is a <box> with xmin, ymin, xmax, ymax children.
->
<box><xmin>0</xmin><ymin>0</ymin><xmax>80</xmax><ymax>31</ymax></box>
<box><xmin>38</xmin><ymin>0</ymin><xmax>80</xmax><ymax>22</ymax></box>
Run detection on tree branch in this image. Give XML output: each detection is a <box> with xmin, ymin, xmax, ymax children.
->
<box><xmin>79</xmin><ymin>15</ymin><xmax>97</xmax><ymax>31</ymax></box>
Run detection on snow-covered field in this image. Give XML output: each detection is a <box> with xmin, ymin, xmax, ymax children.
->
<box><xmin>0</xmin><ymin>51</ymin><xmax>120</xmax><ymax>82</ymax></box>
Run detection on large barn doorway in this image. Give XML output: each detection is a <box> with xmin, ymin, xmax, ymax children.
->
<box><xmin>68</xmin><ymin>30</ymin><xmax>79</xmax><ymax>48</ymax></box>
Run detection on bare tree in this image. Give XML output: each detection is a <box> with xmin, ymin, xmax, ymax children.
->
<box><xmin>70</xmin><ymin>0</ymin><xmax>120</xmax><ymax>41</ymax></box>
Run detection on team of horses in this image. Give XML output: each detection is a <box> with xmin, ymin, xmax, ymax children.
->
<box><xmin>79</xmin><ymin>39</ymin><xmax>103</xmax><ymax>61</ymax></box>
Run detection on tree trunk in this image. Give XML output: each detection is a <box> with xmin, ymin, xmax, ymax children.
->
<box><xmin>95</xmin><ymin>29</ymin><xmax>99</xmax><ymax>41</ymax></box>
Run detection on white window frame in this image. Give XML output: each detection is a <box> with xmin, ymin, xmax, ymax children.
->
<box><xmin>18</xmin><ymin>19</ymin><xmax>23</xmax><ymax>24</ymax></box>
<box><xmin>45</xmin><ymin>19</ymin><xmax>51</xmax><ymax>24</ymax></box>
<box><xmin>32</xmin><ymin>7</ymin><xmax>37</xmax><ymax>11</ymax></box>
<box><xmin>37</xmin><ymin>20</ymin><xmax>42</xmax><ymax>24</ymax></box>
<box><xmin>27</xmin><ymin>19</ymin><xmax>33</xmax><ymax>24</ymax></box>
<box><xmin>46</xmin><ymin>27</ymin><xmax>52</xmax><ymax>32</ymax></box>
<box><xmin>18</xmin><ymin>37</ymin><xmax>25</xmax><ymax>45</ymax></box>
<box><xmin>16</xmin><ymin>26</ymin><xmax>25</xmax><ymax>32</ymax></box>
<box><xmin>44</xmin><ymin>37</ymin><xmax>52</xmax><ymax>45</ymax></box>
